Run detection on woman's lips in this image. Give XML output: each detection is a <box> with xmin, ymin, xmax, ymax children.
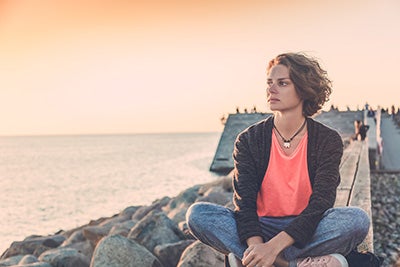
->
<box><xmin>268</xmin><ymin>98</ymin><xmax>279</xmax><ymax>103</ymax></box>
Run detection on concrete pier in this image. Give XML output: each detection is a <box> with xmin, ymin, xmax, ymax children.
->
<box><xmin>209</xmin><ymin>113</ymin><xmax>271</xmax><ymax>173</ymax></box>
<box><xmin>210</xmin><ymin>110</ymin><xmax>363</xmax><ymax>174</ymax></box>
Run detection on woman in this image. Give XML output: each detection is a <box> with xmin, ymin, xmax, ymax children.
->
<box><xmin>186</xmin><ymin>52</ymin><xmax>370</xmax><ymax>267</ymax></box>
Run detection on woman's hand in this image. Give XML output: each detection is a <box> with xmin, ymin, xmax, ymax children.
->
<box><xmin>242</xmin><ymin>242</ymin><xmax>279</xmax><ymax>267</ymax></box>
<box><xmin>242</xmin><ymin>231</ymin><xmax>295</xmax><ymax>267</ymax></box>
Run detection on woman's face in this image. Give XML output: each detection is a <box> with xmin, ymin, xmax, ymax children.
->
<box><xmin>266</xmin><ymin>64</ymin><xmax>303</xmax><ymax>114</ymax></box>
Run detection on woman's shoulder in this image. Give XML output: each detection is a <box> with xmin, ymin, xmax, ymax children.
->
<box><xmin>307</xmin><ymin>117</ymin><xmax>343</xmax><ymax>146</ymax></box>
<box><xmin>239</xmin><ymin>115</ymin><xmax>273</xmax><ymax>137</ymax></box>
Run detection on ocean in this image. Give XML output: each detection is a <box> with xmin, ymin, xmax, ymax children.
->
<box><xmin>0</xmin><ymin>132</ymin><xmax>221</xmax><ymax>254</ymax></box>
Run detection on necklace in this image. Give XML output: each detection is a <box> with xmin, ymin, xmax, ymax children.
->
<box><xmin>273</xmin><ymin>119</ymin><xmax>307</xmax><ymax>149</ymax></box>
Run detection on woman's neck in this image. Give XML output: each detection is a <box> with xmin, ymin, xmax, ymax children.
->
<box><xmin>273</xmin><ymin>111</ymin><xmax>306</xmax><ymax>136</ymax></box>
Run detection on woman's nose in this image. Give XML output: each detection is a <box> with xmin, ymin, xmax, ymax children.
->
<box><xmin>267</xmin><ymin>83</ymin><xmax>277</xmax><ymax>94</ymax></box>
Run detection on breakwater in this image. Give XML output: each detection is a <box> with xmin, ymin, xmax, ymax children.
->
<box><xmin>0</xmin><ymin>176</ymin><xmax>234</xmax><ymax>267</ymax></box>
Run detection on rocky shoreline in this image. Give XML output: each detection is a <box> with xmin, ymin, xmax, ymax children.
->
<box><xmin>371</xmin><ymin>171</ymin><xmax>400</xmax><ymax>267</ymax></box>
<box><xmin>0</xmin><ymin>175</ymin><xmax>234</xmax><ymax>267</ymax></box>
<box><xmin>1</xmin><ymin>171</ymin><xmax>399</xmax><ymax>267</ymax></box>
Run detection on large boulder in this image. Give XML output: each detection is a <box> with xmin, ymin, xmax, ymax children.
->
<box><xmin>128</xmin><ymin>210</ymin><xmax>185</xmax><ymax>252</ymax></box>
<box><xmin>90</xmin><ymin>235</ymin><xmax>162</xmax><ymax>267</ymax></box>
<box><xmin>177</xmin><ymin>241</ymin><xmax>225</xmax><ymax>267</ymax></box>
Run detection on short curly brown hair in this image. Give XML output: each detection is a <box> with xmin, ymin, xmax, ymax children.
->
<box><xmin>267</xmin><ymin>52</ymin><xmax>332</xmax><ymax>117</ymax></box>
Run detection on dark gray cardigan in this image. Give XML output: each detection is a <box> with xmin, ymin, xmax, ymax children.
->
<box><xmin>232</xmin><ymin>116</ymin><xmax>343</xmax><ymax>248</ymax></box>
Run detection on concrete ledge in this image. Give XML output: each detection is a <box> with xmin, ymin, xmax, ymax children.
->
<box><xmin>335</xmin><ymin>140</ymin><xmax>374</xmax><ymax>252</ymax></box>
<box><xmin>210</xmin><ymin>113</ymin><xmax>270</xmax><ymax>173</ymax></box>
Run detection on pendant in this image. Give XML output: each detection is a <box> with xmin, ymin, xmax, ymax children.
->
<box><xmin>283</xmin><ymin>141</ymin><xmax>291</xmax><ymax>149</ymax></box>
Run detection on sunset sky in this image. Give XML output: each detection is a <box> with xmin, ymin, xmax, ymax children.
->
<box><xmin>1</xmin><ymin>0</ymin><xmax>399</xmax><ymax>135</ymax></box>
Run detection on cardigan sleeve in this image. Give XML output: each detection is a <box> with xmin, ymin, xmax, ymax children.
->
<box><xmin>283</xmin><ymin>129</ymin><xmax>343</xmax><ymax>248</ymax></box>
<box><xmin>232</xmin><ymin>130</ymin><xmax>264</xmax><ymax>244</ymax></box>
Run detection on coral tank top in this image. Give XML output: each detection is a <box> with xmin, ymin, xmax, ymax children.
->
<box><xmin>257</xmin><ymin>131</ymin><xmax>312</xmax><ymax>217</ymax></box>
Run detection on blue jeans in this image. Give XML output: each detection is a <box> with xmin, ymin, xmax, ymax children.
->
<box><xmin>186</xmin><ymin>202</ymin><xmax>370</xmax><ymax>267</ymax></box>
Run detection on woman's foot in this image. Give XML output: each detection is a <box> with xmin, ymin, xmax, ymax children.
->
<box><xmin>296</xmin><ymin>253</ymin><xmax>348</xmax><ymax>267</ymax></box>
<box><xmin>228</xmin><ymin>253</ymin><xmax>244</xmax><ymax>267</ymax></box>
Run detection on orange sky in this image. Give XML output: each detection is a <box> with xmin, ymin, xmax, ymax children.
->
<box><xmin>1</xmin><ymin>0</ymin><xmax>400</xmax><ymax>135</ymax></box>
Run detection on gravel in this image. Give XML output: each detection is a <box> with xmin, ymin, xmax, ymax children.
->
<box><xmin>371</xmin><ymin>171</ymin><xmax>400</xmax><ymax>267</ymax></box>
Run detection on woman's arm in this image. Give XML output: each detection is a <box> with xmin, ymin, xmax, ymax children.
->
<box><xmin>232</xmin><ymin>128</ymin><xmax>266</xmax><ymax>244</ymax></box>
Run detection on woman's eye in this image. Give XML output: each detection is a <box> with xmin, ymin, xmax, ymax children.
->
<box><xmin>279</xmin><ymin>81</ymin><xmax>288</xmax><ymax>86</ymax></box>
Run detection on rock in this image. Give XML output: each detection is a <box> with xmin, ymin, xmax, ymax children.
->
<box><xmin>108</xmin><ymin>220</ymin><xmax>137</xmax><ymax>237</ymax></box>
<box><xmin>196</xmin><ymin>190</ymin><xmax>231</xmax><ymax>206</ymax></box>
<box><xmin>61</xmin><ymin>240</ymin><xmax>94</xmax><ymax>260</ymax></box>
<box><xmin>164</xmin><ymin>186</ymin><xmax>200</xmax><ymax>211</ymax></box>
<box><xmin>166</xmin><ymin>208</ymin><xmax>187</xmax><ymax>225</ymax></box>
<box><xmin>128</xmin><ymin>209</ymin><xmax>185</xmax><ymax>252</ymax></box>
<box><xmin>154</xmin><ymin>240</ymin><xmax>195</xmax><ymax>267</ymax></box>
<box><xmin>177</xmin><ymin>241</ymin><xmax>225</xmax><ymax>267</ymax></box>
<box><xmin>81</xmin><ymin>214</ymin><xmax>132</xmax><ymax>247</ymax></box>
<box><xmin>82</xmin><ymin>226</ymin><xmax>110</xmax><ymax>247</ymax></box>
<box><xmin>97</xmin><ymin>214</ymin><xmax>130</xmax><ymax>228</ymax></box>
<box><xmin>0</xmin><ymin>255</ymin><xmax>23</xmax><ymax>266</ymax></box>
<box><xmin>38</xmin><ymin>247</ymin><xmax>90</xmax><ymax>267</ymax></box>
<box><xmin>371</xmin><ymin>172</ymin><xmax>400</xmax><ymax>266</ymax></box>
<box><xmin>18</xmin><ymin>254</ymin><xmax>38</xmax><ymax>264</ymax></box>
<box><xmin>32</xmin><ymin>245</ymin><xmax>53</xmax><ymax>258</ymax></box>
<box><xmin>197</xmin><ymin>176</ymin><xmax>232</xmax><ymax>195</ymax></box>
<box><xmin>1</xmin><ymin>235</ymin><xmax>65</xmax><ymax>259</ymax></box>
<box><xmin>131</xmin><ymin>196</ymin><xmax>171</xmax><ymax>221</ymax></box>
<box><xmin>61</xmin><ymin>230</ymin><xmax>86</xmax><ymax>246</ymax></box>
<box><xmin>16</xmin><ymin>262</ymin><xmax>53</xmax><ymax>267</ymax></box>
<box><xmin>163</xmin><ymin>185</ymin><xmax>203</xmax><ymax>224</ymax></box>
<box><xmin>119</xmin><ymin>206</ymin><xmax>141</xmax><ymax>219</ymax></box>
<box><xmin>90</xmin><ymin>235</ymin><xmax>162</xmax><ymax>267</ymax></box>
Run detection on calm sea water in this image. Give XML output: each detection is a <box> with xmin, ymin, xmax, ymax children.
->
<box><xmin>0</xmin><ymin>132</ymin><xmax>221</xmax><ymax>253</ymax></box>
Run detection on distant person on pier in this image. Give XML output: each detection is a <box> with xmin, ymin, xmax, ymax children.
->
<box><xmin>221</xmin><ymin>114</ymin><xmax>227</xmax><ymax>125</ymax></box>
<box><xmin>354</xmin><ymin>120</ymin><xmax>369</xmax><ymax>141</ymax></box>
<box><xmin>391</xmin><ymin>105</ymin><xmax>396</xmax><ymax>120</ymax></box>
<box><xmin>367</xmin><ymin>107</ymin><xmax>375</xmax><ymax>118</ymax></box>
<box><xmin>187</xmin><ymin>52</ymin><xmax>370</xmax><ymax>267</ymax></box>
